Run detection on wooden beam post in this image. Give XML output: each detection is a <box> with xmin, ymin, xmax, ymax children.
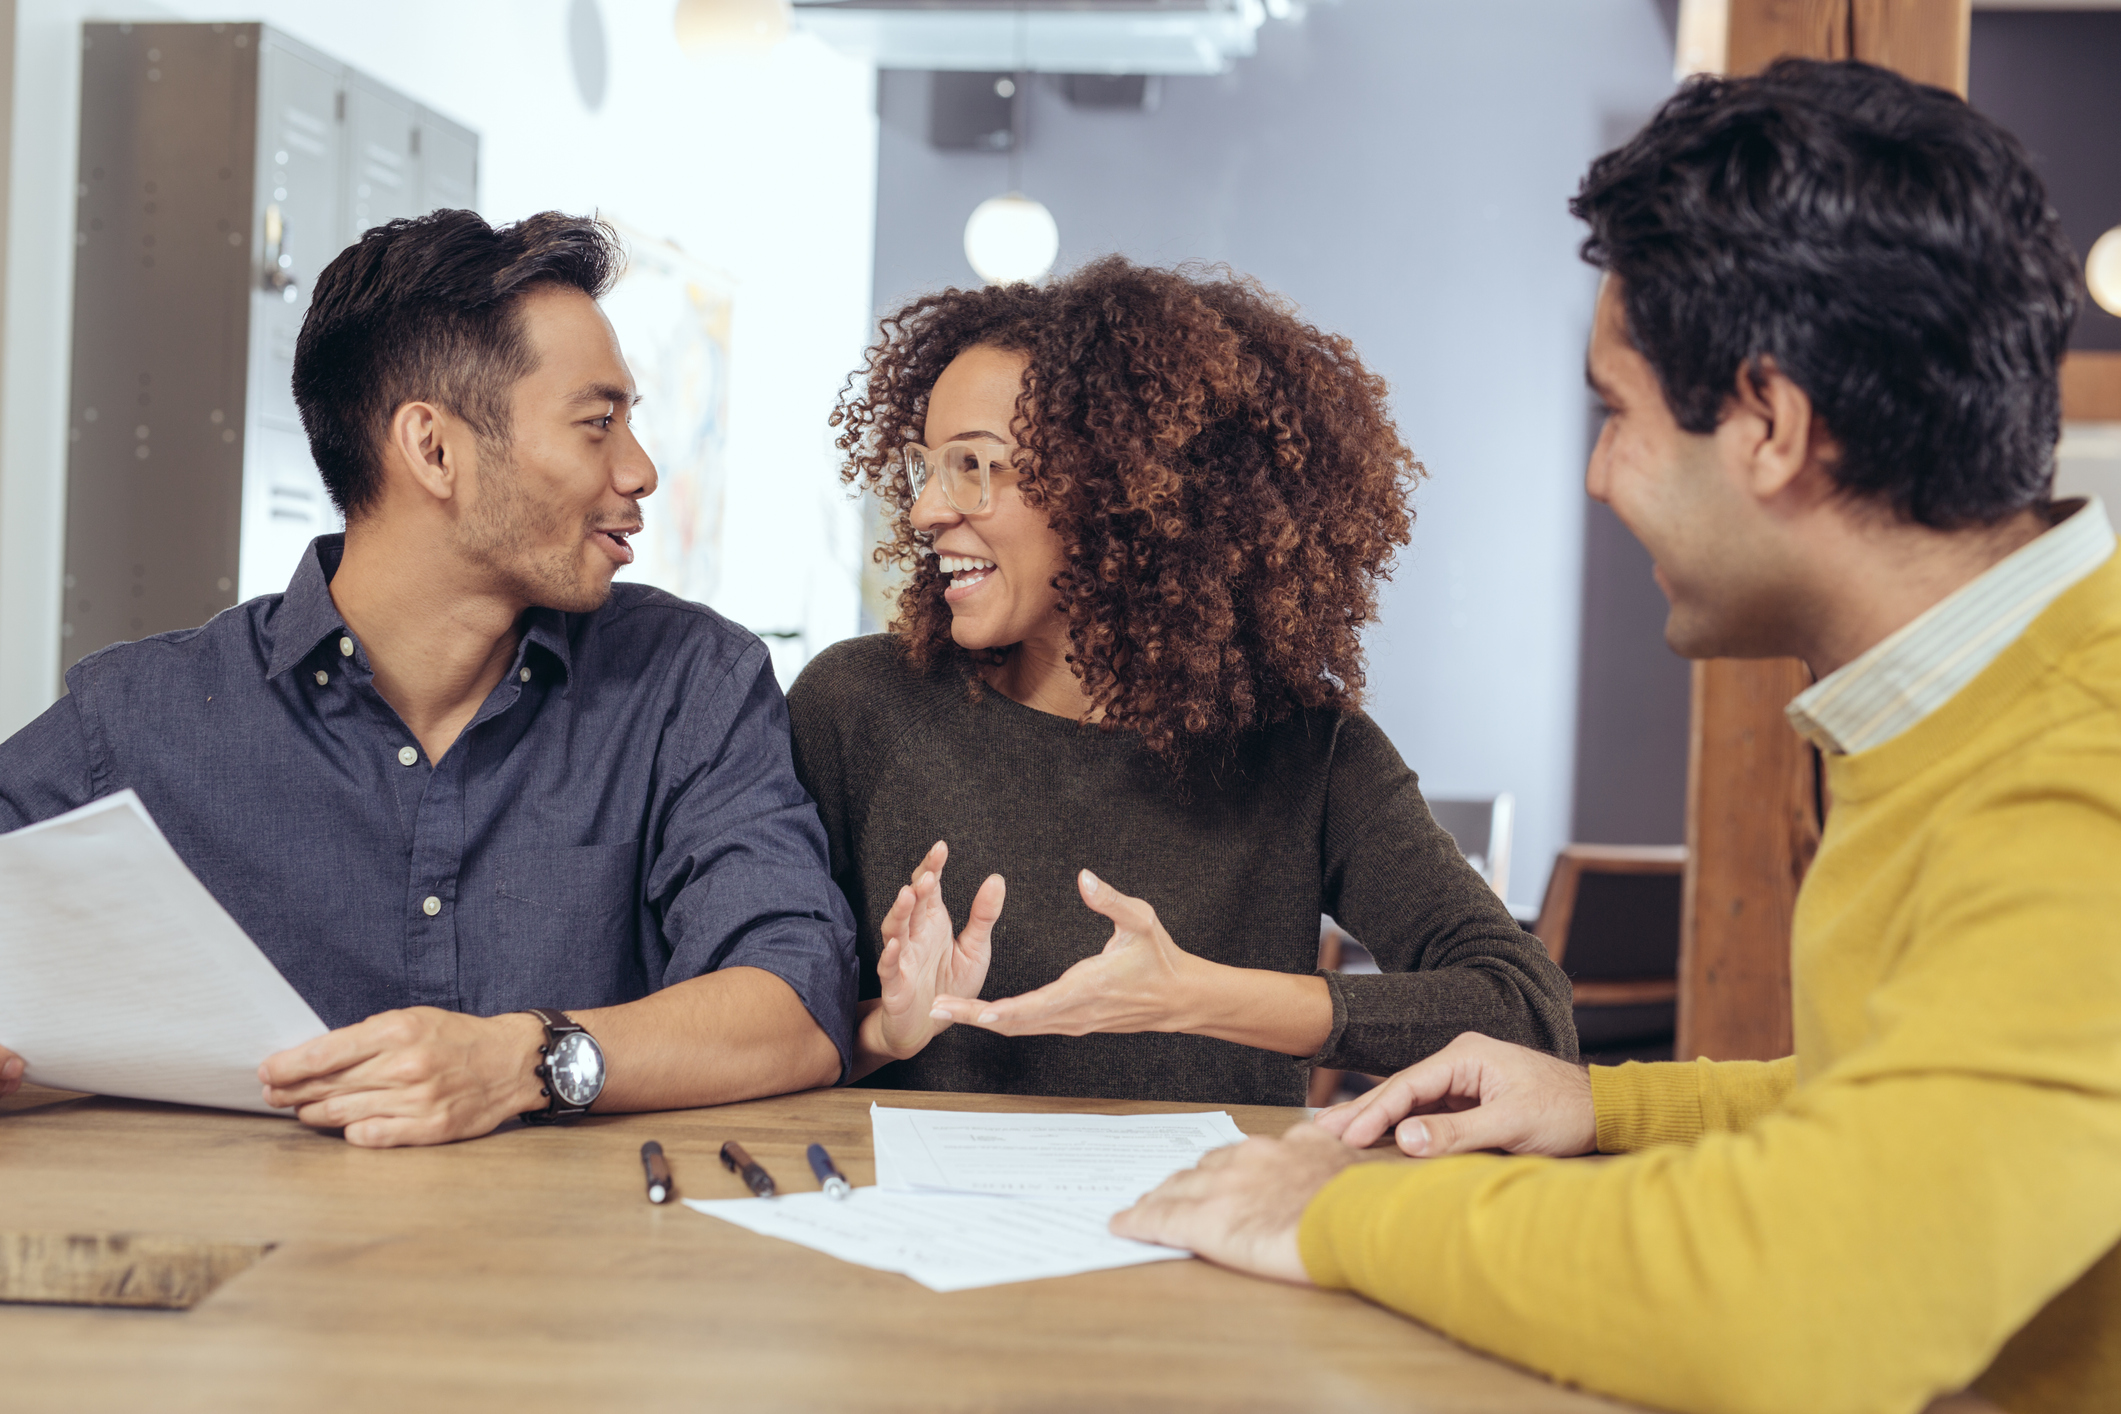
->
<box><xmin>1674</xmin><ymin>0</ymin><xmax>1970</xmax><ymax>1062</ymax></box>
<box><xmin>1679</xmin><ymin>660</ymin><xmax>1817</xmax><ymax>1059</ymax></box>
<box><xmin>2062</xmin><ymin>352</ymin><xmax>2121</xmax><ymax>423</ymax></box>
<box><xmin>1851</xmin><ymin>0</ymin><xmax>1971</xmax><ymax>94</ymax></box>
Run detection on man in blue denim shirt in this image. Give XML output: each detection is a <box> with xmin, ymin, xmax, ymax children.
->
<box><xmin>0</xmin><ymin>211</ymin><xmax>856</xmax><ymax>1145</ymax></box>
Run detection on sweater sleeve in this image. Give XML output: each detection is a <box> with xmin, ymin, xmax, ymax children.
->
<box><xmin>1316</xmin><ymin>713</ymin><xmax>1577</xmax><ymax>1073</ymax></box>
<box><xmin>1296</xmin><ymin>751</ymin><xmax>2121</xmax><ymax>1414</ymax></box>
<box><xmin>1590</xmin><ymin>1056</ymin><xmax>1798</xmax><ymax>1152</ymax></box>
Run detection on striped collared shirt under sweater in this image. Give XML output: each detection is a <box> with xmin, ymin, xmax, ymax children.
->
<box><xmin>1787</xmin><ymin>496</ymin><xmax>2115</xmax><ymax>755</ymax></box>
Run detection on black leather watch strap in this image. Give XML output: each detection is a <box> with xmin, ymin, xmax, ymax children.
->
<box><xmin>520</xmin><ymin>1008</ymin><xmax>594</xmax><ymax>1126</ymax></box>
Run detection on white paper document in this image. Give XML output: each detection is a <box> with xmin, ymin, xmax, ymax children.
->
<box><xmin>871</xmin><ymin>1104</ymin><xmax>1248</xmax><ymax>1202</ymax></box>
<box><xmin>684</xmin><ymin>1188</ymin><xmax>1188</xmax><ymax>1293</ymax></box>
<box><xmin>685</xmin><ymin>1106</ymin><xmax>1247</xmax><ymax>1291</ymax></box>
<box><xmin>0</xmin><ymin>791</ymin><xmax>327</xmax><ymax>1114</ymax></box>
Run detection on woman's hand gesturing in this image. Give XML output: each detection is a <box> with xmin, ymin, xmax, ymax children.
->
<box><xmin>871</xmin><ymin>840</ymin><xmax>1006</xmax><ymax>1062</ymax></box>
<box><xmin>930</xmin><ymin>869</ymin><xmax>1206</xmax><ymax>1038</ymax></box>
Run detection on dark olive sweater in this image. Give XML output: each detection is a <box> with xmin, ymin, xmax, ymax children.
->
<box><xmin>787</xmin><ymin>635</ymin><xmax>1577</xmax><ymax>1107</ymax></box>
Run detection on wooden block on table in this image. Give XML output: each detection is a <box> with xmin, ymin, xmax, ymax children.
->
<box><xmin>0</xmin><ymin>1231</ymin><xmax>273</xmax><ymax>1309</ymax></box>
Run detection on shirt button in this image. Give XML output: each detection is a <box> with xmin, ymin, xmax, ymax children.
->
<box><xmin>397</xmin><ymin>746</ymin><xmax>419</xmax><ymax>767</ymax></box>
<box><xmin>519</xmin><ymin>666</ymin><xmax>531</xmax><ymax>683</ymax></box>
<box><xmin>339</xmin><ymin>636</ymin><xmax>354</xmax><ymax>658</ymax></box>
<box><xmin>313</xmin><ymin>670</ymin><xmax>329</xmax><ymax>686</ymax></box>
<box><xmin>421</xmin><ymin>895</ymin><xmax>441</xmax><ymax>917</ymax></box>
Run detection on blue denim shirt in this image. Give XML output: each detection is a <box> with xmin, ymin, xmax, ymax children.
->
<box><xmin>0</xmin><ymin>536</ymin><xmax>856</xmax><ymax>1072</ymax></box>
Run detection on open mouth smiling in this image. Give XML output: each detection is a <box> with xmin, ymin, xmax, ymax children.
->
<box><xmin>592</xmin><ymin>525</ymin><xmax>639</xmax><ymax>565</ymax></box>
<box><xmin>938</xmin><ymin>553</ymin><xmax>998</xmax><ymax>596</ymax></box>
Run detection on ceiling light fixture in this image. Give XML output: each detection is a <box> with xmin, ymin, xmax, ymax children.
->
<box><xmin>674</xmin><ymin>0</ymin><xmax>790</xmax><ymax>57</ymax></box>
<box><xmin>961</xmin><ymin>15</ymin><xmax>1058</xmax><ymax>286</ymax></box>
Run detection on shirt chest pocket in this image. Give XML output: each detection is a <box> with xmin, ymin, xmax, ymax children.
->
<box><xmin>495</xmin><ymin>841</ymin><xmax>642</xmax><ymax>954</ymax></box>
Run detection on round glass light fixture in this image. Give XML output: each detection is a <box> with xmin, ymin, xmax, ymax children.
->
<box><xmin>963</xmin><ymin>194</ymin><xmax>1059</xmax><ymax>286</ymax></box>
<box><xmin>2089</xmin><ymin>225</ymin><xmax>2121</xmax><ymax>319</ymax></box>
<box><xmin>673</xmin><ymin>0</ymin><xmax>789</xmax><ymax>56</ymax></box>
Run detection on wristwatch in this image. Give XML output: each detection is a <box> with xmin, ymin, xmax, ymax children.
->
<box><xmin>519</xmin><ymin>1008</ymin><xmax>605</xmax><ymax>1125</ymax></box>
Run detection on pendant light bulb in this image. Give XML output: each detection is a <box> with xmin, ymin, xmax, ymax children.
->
<box><xmin>2089</xmin><ymin>225</ymin><xmax>2121</xmax><ymax>319</ymax></box>
<box><xmin>963</xmin><ymin>194</ymin><xmax>1059</xmax><ymax>286</ymax></box>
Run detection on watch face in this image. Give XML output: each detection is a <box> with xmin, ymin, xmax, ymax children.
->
<box><xmin>548</xmin><ymin>1030</ymin><xmax>605</xmax><ymax>1108</ymax></box>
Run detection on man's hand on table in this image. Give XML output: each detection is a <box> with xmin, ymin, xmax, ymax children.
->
<box><xmin>0</xmin><ymin>1043</ymin><xmax>23</xmax><ymax>1097</ymax></box>
<box><xmin>1314</xmin><ymin>1032</ymin><xmax>1598</xmax><ymax>1158</ymax></box>
<box><xmin>259</xmin><ymin>1008</ymin><xmax>545</xmax><ymax>1147</ymax></box>
<box><xmin>1111</xmin><ymin>1123</ymin><xmax>1356</xmax><ymax>1283</ymax></box>
<box><xmin>1115</xmin><ymin>1034</ymin><xmax>1600</xmax><ymax>1282</ymax></box>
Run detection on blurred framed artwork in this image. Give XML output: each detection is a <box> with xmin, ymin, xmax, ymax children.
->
<box><xmin>602</xmin><ymin>218</ymin><xmax>734</xmax><ymax>607</ymax></box>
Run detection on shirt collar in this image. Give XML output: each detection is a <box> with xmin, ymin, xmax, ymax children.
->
<box><xmin>264</xmin><ymin>535</ymin><xmax>354</xmax><ymax>680</ymax></box>
<box><xmin>263</xmin><ymin>533</ymin><xmax>577</xmax><ymax>685</ymax></box>
<box><xmin>518</xmin><ymin>606</ymin><xmax>575</xmax><ymax>685</ymax></box>
<box><xmin>1787</xmin><ymin>496</ymin><xmax>2116</xmax><ymax>755</ymax></box>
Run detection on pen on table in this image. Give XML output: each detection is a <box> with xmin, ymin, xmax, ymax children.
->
<box><xmin>807</xmin><ymin>1142</ymin><xmax>851</xmax><ymax>1200</ymax></box>
<box><xmin>719</xmin><ymin>1140</ymin><xmax>777</xmax><ymax>1197</ymax></box>
<box><xmin>640</xmin><ymin>1140</ymin><xmax>674</xmax><ymax>1204</ymax></box>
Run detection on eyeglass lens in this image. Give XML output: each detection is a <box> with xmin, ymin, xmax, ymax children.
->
<box><xmin>909</xmin><ymin>442</ymin><xmax>997</xmax><ymax>512</ymax></box>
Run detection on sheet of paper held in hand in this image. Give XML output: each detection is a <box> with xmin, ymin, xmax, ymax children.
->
<box><xmin>0</xmin><ymin>791</ymin><xmax>327</xmax><ymax>1114</ymax></box>
<box><xmin>685</xmin><ymin>1106</ymin><xmax>1247</xmax><ymax>1291</ymax></box>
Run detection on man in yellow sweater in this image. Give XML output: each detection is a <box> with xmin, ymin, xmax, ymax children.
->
<box><xmin>1113</xmin><ymin>59</ymin><xmax>2120</xmax><ymax>1414</ymax></box>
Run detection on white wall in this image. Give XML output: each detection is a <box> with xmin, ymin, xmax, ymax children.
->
<box><xmin>2058</xmin><ymin>423</ymin><xmax>2121</xmax><ymax>509</ymax></box>
<box><xmin>872</xmin><ymin>0</ymin><xmax>1677</xmax><ymax>911</ymax></box>
<box><xmin>0</xmin><ymin>0</ymin><xmax>877</xmax><ymax>733</ymax></box>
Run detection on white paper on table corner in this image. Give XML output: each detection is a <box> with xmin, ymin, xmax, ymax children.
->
<box><xmin>685</xmin><ymin>1187</ymin><xmax>1189</xmax><ymax>1292</ymax></box>
<box><xmin>869</xmin><ymin>1103</ymin><xmax>1248</xmax><ymax>1203</ymax></box>
<box><xmin>0</xmin><ymin>790</ymin><xmax>327</xmax><ymax>1114</ymax></box>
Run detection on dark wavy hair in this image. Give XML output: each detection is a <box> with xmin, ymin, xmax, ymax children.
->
<box><xmin>1573</xmin><ymin>58</ymin><xmax>2079</xmax><ymax>528</ymax></box>
<box><xmin>294</xmin><ymin>209</ymin><xmax>624</xmax><ymax>518</ymax></box>
<box><xmin>831</xmin><ymin>256</ymin><xmax>1419</xmax><ymax>766</ymax></box>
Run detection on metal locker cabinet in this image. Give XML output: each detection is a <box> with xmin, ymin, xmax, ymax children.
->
<box><xmin>63</xmin><ymin>23</ymin><xmax>257</xmax><ymax>666</ymax></box>
<box><xmin>237</xmin><ymin>27</ymin><xmax>346</xmax><ymax>603</ymax></box>
<box><xmin>344</xmin><ymin>77</ymin><xmax>423</xmax><ymax>236</ymax></box>
<box><xmin>418</xmin><ymin>110</ymin><xmax>479</xmax><ymax>216</ymax></box>
<box><xmin>63</xmin><ymin>21</ymin><xmax>480</xmax><ymax>668</ymax></box>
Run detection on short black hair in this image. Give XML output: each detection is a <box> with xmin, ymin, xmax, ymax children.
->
<box><xmin>292</xmin><ymin>209</ymin><xmax>624</xmax><ymax>518</ymax></box>
<box><xmin>1572</xmin><ymin>58</ymin><xmax>2080</xmax><ymax>528</ymax></box>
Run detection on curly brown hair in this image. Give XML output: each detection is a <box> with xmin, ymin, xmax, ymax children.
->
<box><xmin>831</xmin><ymin>256</ymin><xmax>1420</xmax><ymax>765</ymax></box>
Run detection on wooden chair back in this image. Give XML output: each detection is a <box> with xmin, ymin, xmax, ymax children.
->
<box><xmin>1533</xmin><ymin>845</ymin><xmax>1687</xmax><ymax>1009</ymax></box>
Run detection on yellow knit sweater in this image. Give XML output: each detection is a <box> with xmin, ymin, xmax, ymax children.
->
<box><xmin>1299</xmin><ymin>551</ymin><xmax>2121</xmax><ymax>1414</ymax></box>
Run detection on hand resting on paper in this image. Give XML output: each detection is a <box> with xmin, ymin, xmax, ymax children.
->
<box><xmin>851</xmin><ymin>840</ymin><xmax>1005</xmax><ymax>1080</ymax></box>
<box><xmin>1110</xmin><ymin>1122</ymin><xmax>1357</xmax><ymax>1284</ymax></box>
<box><xmin>1312</xmin><ymin>1031</ymin><xmax>1597</xmax><ymax>1159</ymax></box>
<box><xmin>0</xmin><ymin>1043</ymin><xmax>23</xmax><ymax>1098</ymax></box>
<box><xmin>259</xmin><ymin>1007</ymin><xmax>545</xmax><ymax>1147</ymax></box>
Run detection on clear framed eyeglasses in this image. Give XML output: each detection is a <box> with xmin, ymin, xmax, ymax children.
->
<box><xmin>902</xmin><ymin>440</ymin><xmax>1015</xmax><ymax>514</ymax></box>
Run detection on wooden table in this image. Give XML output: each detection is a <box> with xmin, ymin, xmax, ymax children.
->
<box><xmin>0</xmin><ymin>1083</ymin><xmax>1632</xmax><ymax>1413</ymax></box>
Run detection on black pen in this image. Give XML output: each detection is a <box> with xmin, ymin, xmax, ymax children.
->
<box><xmin>807</xmin><ymin>1142</ymin><xmax>851</xmax><ymax>1200</ymax></box>
<box><xmin>719</xmin><ymin>1140</ymin><xmax>777</xmax><ymax>1197</ymax></box>
<box><xmin>640</xmin><ymin>1140</ymin><xmax>674</xmax><ymax>1204</ymax></box>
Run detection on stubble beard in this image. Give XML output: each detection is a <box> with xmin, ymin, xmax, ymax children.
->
<box><xmin>459</xmin><ymin>440</ymin><xmax>614</xmax><ymax>615</ymax></box>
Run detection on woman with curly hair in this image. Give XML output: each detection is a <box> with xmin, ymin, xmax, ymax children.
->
<box><xmin>789</xmin><ymin>257</ymin><xmax>1574</xmax><ymax>1105</ymax></box>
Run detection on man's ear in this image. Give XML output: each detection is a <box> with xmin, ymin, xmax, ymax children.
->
<box><xmin>383</xmin><ymin>400</ymin><xmax>462</xmax><ymax>504</ymax></box>
<box><xmin>1727</xmin><ymin>356</ymin><xmax>1835</xmax><ymax>502</ymax></box>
